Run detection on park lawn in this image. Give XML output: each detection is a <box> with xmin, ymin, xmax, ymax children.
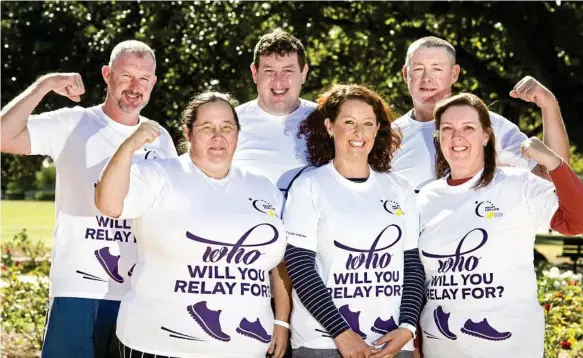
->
<box><xmin>1</xmin><ymin>200</ymin><xmax>55</xmax><ymax>246</ymax></box>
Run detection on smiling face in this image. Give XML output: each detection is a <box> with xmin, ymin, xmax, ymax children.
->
<box><xmin>325</xmin><ymin>99</ymin><xmax>380</xmax><ymax>164</ymax></box>
<box><xmin>186</xmin><ymin>101</ymin><xmax>239</xmax><ymax>179</ymax></box>
<box><xmin>438</xmin><ymin>105</ymin><xmax>490</xmax><ymax>178</ymax></box>
<box><xmin>251</xmin><ymin>53</ymin><xmax>308</xmax><ymax>115</ymax></box>
<box><xmin>102</xmin><ymin>53</ymin><xmax>157</xmax><ymax>114</ymax></box>
<box><xmin>403</xmin><ymin>46</ymin><xmax>460</xmax><ymax>109</ymax></box>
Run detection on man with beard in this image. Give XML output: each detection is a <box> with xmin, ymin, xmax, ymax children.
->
<box><xmin>0</xmin><ymin>40</ymin><xmax>177</xmax><ymax>357</ymax></box>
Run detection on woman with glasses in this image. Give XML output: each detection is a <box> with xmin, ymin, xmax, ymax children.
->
<box><xmin>95</xmin><ymin>92</ymin><xmax>289</xmax><ymax>357</ymax></box>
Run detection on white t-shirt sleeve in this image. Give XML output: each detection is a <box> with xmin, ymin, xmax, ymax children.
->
<box><xmin>120</xmin><ymin>160</ymin><xmax>168</xmax><ymax>219</ymax></box>
<box><xmin>490</xmin><ymin>112</ymin><xmax>536</xmax><ymax>170</ymax></box>
<box><xmin>160</xmin><ymin>127</ymin><xmax>178</xmax><ymax>158</ymax></box>
<box><xmin>283</xmin><ymin>176</ymin><xmax>319</xmax><ymax>252</ymax></box>
<box><xmin>402</xmin><ymin>184</ymin><xmax>420</xmax><ymax>251</ymax></box>
<box><xmin>522</xmin><ymin>170</ymin><xmax>559</xmax><ymax>231</ymax></box>
<box><xmin>27</xmin><ymin>107</ymin><xmax>78</xmax><ymax>160</ymax></box>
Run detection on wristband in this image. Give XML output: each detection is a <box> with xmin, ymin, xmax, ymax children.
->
<box><xmin>399</xmin><ymin>323</ymin><xmax>417</xmax><ymax>339</ymax></box>
<box><xmin>274</xmin><ymin>320</ymin><xmax>290</xmax><ymax>329</ymax></box>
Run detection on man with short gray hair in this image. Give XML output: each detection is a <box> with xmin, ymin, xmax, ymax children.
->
<box><xmin>0</xmin><ymin>40</ymin><xmax>177</xmax><ymax>357</ymax></box>
<box><xmin>392</xmin><ymin>36</ymin><xmax>569</xmax><ymax>191</ymax></box>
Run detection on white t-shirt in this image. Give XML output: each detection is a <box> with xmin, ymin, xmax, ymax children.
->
<box><xmin>391</xmin><ymin>110</ymin><xmax>534</xmax><ymax>191</ymax></box>
<box><xmin>27</xmin><ymin>105</ymin><xmax>177</xmax><ymax>300</ymax></box>
<box><xmin>233</xmin><ymin>99</ymin><xmax>316</xmax><ymax>196</ymax></box>
<box><xmin>283</xmin><ymin>162</ymin><xmax>419</xmax><ymax>350</ymax></box>
<box><xmin>417</xmin><ymin>167</ymin><xmax>558</xmax><ymax>358</ymax></box>
<box><xmin>116</xmin><ymin>155</ymin><xmax>286</xmax><ymax>357</ymax></box>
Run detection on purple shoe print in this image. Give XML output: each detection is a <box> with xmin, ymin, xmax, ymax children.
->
<box><xmin>187</xmin><ymin>301</ymin><xmax>231</xmax><ymax>342</ymax></box>
<box><xmin>339</xmin><ymin>304</ymin><xmax>367</xmax><ymax>339</ymax></box>
<box><xmin>433</xmin><ymin>306</ymin><xmax>457</xmax><ymax>340</ymax></box>
<box><xmin>94</xmin><ymin>247</ymin><xmax>124</xmax><ymax>283</ymax></box>
<box><xmin>371</xmin><ymin>316</ymin><xmax>398</xmax><ymax>335</ymax></box>
<box><xmin>236</xmin><ymin>318</ymin><xmax>272</xmax><ymax>343</ymax></box>
<box><xmin>461</xmin><ymin>318</ymin><xmax>512</xmax><ymax>341</ymax></box>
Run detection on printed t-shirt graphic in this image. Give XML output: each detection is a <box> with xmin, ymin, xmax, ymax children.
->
<box><xmin>283</xmin><ymin>162</ymin><xmax>419</xmax><ymax>350</ymax></box>
<box><xmin>417</xmin><ymin>167</ymin><xmax>558</xmax><ymax>358</ymax></box>
<box><xmin>27</xmin><ymin>106</ymin><xmax>177</xmax><ymax>300</ymax></box>
<box><xmin>233</xmin><ymin>99</ymin><xmax>316</xmax><ymax>196</ymax></box>
<box><xmin>115</xmin><ymin>155</ymin><xmax>286</xmax><ymax>357</ymax></box>
<box><xmin>391</xmin><ymin>110</ymin><xmax>534</xmax><ymax>191</ymax></box>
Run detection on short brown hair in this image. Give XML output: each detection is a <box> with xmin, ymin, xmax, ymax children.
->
<box><xmin>253</xmin><ymin>29</ymin><xmax>306</xmax><ymax>69</ymax></box>
<box><xmin>179</xmin><ymin>92</ymin><xmax>240</xmax><ymax>153</ymax></box>
<box><xmin>298</xmin><ymin>84</ymin><xmax>401</xmax><ymax>173</ymax></box>
<box><xmin>433</xmin><ymin>93</ymin><xmax>496</xmax><ymax>189</ymax></box>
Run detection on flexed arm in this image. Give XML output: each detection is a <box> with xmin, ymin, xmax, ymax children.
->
<box><xmin>95</xmin><ymin>121</ymin><xmax>161</xmax><ymax>218</ymax></box>
<box><xmin>1</xmin><ymin>73</ymin><xmax>84</xmax><ymax>154</ymax></box>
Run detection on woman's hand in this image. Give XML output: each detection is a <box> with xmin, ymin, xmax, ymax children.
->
<box><xmin>123</xmin><ymin>120</ymin><xmax>161</xmax><ymax>152</ymax></box>
<box><xmin>334</xmin><ymin>329</ymin><xmax>373</xmax><ymax>358</ymax></box>
<box><xmin>520</xmin><ymin>137</ymin><xmax>562</xmax><ymax>171</ymax></box>
<box><xmin>267</xmin><ymin>324</ymin><xmax>288</xmax><ymax>358</ymax></box>
<box><xmin>370</xmin><ymin>328</ymin><xmax>413</xmax><ymax>358</ymax></box>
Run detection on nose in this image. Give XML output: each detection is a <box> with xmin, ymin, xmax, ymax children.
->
<box><xmin>421</xmin><ymin>70</ymin><xmax>432</xmax><ymax>82</ymax></box>
<box><xmin>451</xmin><ymin>127</ymin><xmax>463</xmax><ymax>140</ymax></box>
<box><xmin>273</xmin><ymin>71</ymin><xmax>286</xmax><ymax>84</ymax></box>
<box><xmin>353</xmin><ymin>123</ymin><xmax>364</xmax><ymax>137</ymax></box>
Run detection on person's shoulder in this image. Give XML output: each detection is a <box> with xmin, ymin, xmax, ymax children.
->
<box><xmin>379</xmin><ymin>170</ymin><xmax>414</xmax><ymax>192</ymax></box>
<box><xmin>235</xmin><ymin>99</ymin><xmax>258</xmax><ymax>115</ymax></box>
<box><xmin>392</xmin><ymin>111</ymin><xmax>413</xmax><ymax>127</ymax></box>
<box><xmin>493</xmin><ymin>166</ymin><xmax>531</xmax><ymax>183</ymax></box>
<box><xmin>488</xmin><ymin>110</ymin><xmax>517</xmax><ymax>129</ymax></box>
<box><xmin>234</xmin><ymin>166</ymin><xmax>279</xmax><ymax>190</ymax></box>
<box><xmin>299</xmin><ymin>99</ymin><xmax>317</xmax><ymax>111</ymax></box>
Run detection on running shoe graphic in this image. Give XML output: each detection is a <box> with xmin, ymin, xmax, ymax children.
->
<box><xmin>461</xmin><ymin>318</ymin><xmax>512</xmax><ymax>341</ymax></box>
<box><xmin>339</xmin><ymin>304</ymin><xmax>367</xmax><ymax>339</ymax></box>
<box><xmin>236</xmin><ymin>318</ymin><xmax>271</xmax><ymax>343</ymax></box>
<box><xmin>370</xmin><ymin>316</ymin><xmax>398</xmax><ymax>335</ymax></box>
<box><xmin>433</xmin><ymin>306</ymin><xmax>457</xmax><ymax>340</ymax></box>
<box><xmin>94</xmin><ymin>247</ymin><xmax>124</xmax><ymax>283</ymax></box>
<box><xmin>187</xmin><ymin>301</ymin><xmax>231</xmax><ymax>342</ymax></box>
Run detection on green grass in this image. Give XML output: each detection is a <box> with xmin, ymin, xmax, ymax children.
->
<box><xmin>1</xmin><ymin>200</ymin><xmax>55</xmax><ymax>246</ymax></box>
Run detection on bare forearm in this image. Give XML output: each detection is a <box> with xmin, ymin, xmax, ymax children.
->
<box><xmin>1</xmin><ymin>77</ymin><xmax>52</xmax><ymax>142</ymax></box>
<box><xmin>95</xmin><ymin>143</ymin><xmax>135</xmax><ymax>218</ymax></box>
<box><xmin>271</xmin><ymin>262</ymin><xmax>292</xmax><ymax>322</ymax></box>
<box><xmin>542</xmin><ymin>101</ymin><xmax>569</xmax><ymax>164</ymax></box>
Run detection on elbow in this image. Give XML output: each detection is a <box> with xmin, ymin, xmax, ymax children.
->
<box><xmin>94</xmin><ymin>184</ymin><xmax>122</xmax><ymax>219</ymax></box>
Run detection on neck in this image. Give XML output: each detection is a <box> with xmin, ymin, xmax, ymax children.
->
<box><xmin>412</xmin><ymin>104</ymin><xmax>435</xmax><ymax>122</ymax></box>
<box><xmin>257</xmin><ymin>97</ymin><xmax>300</xmax><ymax>116</ymax></box>
<box><xmin>450</xmin><ymin>163</ymin><xmax>484</xmax><ymax>180</ymax></box>
<box><xmin>190</xmin><ymin>154</ymin><xmax>230</xmax><ymax>180</ymax></box>
<box><xmin>333</xmin><ymin>157</ymin><xmax>370</xmax><ymax>179</ymax></box>
<box><xmin>102</xmin><ymin>98</ymin><xmax>140</xmax><ymax>126</ymax></box>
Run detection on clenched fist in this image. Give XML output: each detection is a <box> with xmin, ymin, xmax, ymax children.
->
<box><xmin>41</xmin><ymin>73</ymin><xmax>86</xmax><ymax>102</ymax></box>
<box><xmin>123</xmin><ymin>121</ymin><xmax>162</xmax><ymax>152</ymax></box>
<box><xmin>520</xmin><ymin>137</ymin><xmax>562</xmax><ymax>171</ymax></box>
<box><xmin>509</xmin><ymin>76</ymin><xmax>557</xmax><ymax>109</ymax></box>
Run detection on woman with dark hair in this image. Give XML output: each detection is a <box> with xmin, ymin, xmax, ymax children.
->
<box><xmin>284</xmin><ymin>84</ymin><xmax>424</xmax><ymax>358</ymax></box>
<box><xmin>94</xmin><ymin>92</ymin><xmax>290</xmax><ymax>357</ymax></box>
<box><xmin>417</xmin><ymin>93</ymin><xmax>583</xmax><ymax>358</ymax></box>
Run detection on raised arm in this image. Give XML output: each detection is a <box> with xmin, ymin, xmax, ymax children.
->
<box><xmin>94</xmin><ymin>121</ymin><xmax>161</xmax><ymax>218</ymax></box>
<box><xmin>1</xmin><ymin>73</ymin><xmax>84</xmax><ymax>154</ymax></box>
<box><xmin>510</xmin><ymin>76</ymin><xmax>570</xmax><ymax>178</ymax></box>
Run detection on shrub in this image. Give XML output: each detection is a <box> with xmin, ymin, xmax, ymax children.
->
<box><xmin>34</xmin><ymin>190</ymin><xmax>55</xmax><ymax>201</ymax></box>
<box><xmin>538</xmin><ymin>267</ymin><xmax>583</xmax><ymax>357</ymax></box>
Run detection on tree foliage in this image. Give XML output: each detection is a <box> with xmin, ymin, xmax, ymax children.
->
<box><xmin>2</xmin><ymin>1</ymin><xmax>582</xmax><ymax>186</ymax></box>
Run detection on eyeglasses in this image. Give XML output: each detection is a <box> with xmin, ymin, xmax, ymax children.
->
<box><xmin>193</xmin><ymin>122</ymin><xmax>238</xmax><ymax>135</ymax></box>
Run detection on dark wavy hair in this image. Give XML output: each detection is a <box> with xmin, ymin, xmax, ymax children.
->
<box><xmin>179</xmin><ymin>92</ymin><xmax>239</xmax><ymax>153</ymax></box>
<box><xmin>433</xmin><ymin>93</ymin><xmax>496</xmax><ymax>189</ymax></box>
<box><xmin>298</xmin><ymin>84</ymin><xmax>401</xmax><ymax>172</ymax></box>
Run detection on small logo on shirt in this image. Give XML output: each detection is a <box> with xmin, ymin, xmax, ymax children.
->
<box><xmin>143</xmin><ymin>148</ymin><xmax>159</xmax><ymax>160</ymax></box>
<box><xmin>474</xmin><ymin>200</ymin><xmax>503</xmax><ymax>219</ymax></box>
<box><xmin>249</xmin><ymin>198</ymin><xmax>277</xmax><ymax>217</ymax></box>
<box><xmin>381</xmin><ymin>200</ymin><xmax>404</xmax><ymax>216</ymax></box>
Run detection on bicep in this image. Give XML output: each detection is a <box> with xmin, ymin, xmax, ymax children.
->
<box><xmin>1</xmin><ymin>127</ymin><xmax>32</xmax><ymax>155</ymax></box>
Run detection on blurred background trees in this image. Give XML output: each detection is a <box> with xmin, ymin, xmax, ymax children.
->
<box><xmin>2</xmin><ymin>1</ymin><xmax>582</xmax><ymax>194</ymax></box>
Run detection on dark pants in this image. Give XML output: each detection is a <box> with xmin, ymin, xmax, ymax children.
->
<box><xmin>42</xmin><ymin>297</ymin><xmax>121</xmax><ymax>358</ymax></box>
<box><xmin>293</xmin><ymin>347</ymin><xmax>414</xmax><ymax>358</ymax></box>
